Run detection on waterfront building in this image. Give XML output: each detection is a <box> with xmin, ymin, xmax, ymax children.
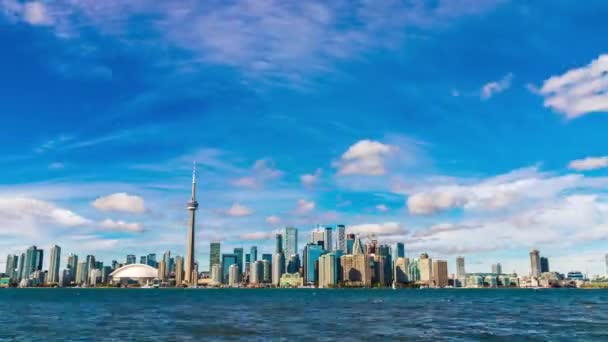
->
<box><xmin>311</xmin><ymin>227</ymin><xmax>325</xmax><ymax>246</ymax></box>
<box><xmin>158</xmin><ymin>260</ymin><xmax>167</xmax><ymax>282</ymax></box>
<box><xmin>287</xmin><ymin>254</ymin><xmax>300</xmax><ymax>274</ymax></box>
<box><xmin>210</xmin><ymin>264</ymin><xmax>222</xmax><ymax>285</ymax></box>
<box><xmin>86</xmin><ymin>255</ymin><xmax>96</xmax><ymax>281</ymax></box>
<box><xmin>340</xmin><ymin>254</ymin><xmax>371</xmax><ymax>287</ymax></box>
<box><xmin>366</xmin><ymin>239</ymin><xmax>378</xmax><ymax>255</ymax></box>
<box><xmin>372</xmin><ymin>255</ymin><xmax>388</xmax><ymax>286</ymax></box>
<box><xmin>76</xmin><ymin>262</ymin><xmax>87</xmax><ymax>284</ymax></box>
<box><xmin>162</xmin><ymin>250</ymin><xmax>172</xmax><ymax>279</ymax></box>
<box><xmin>109</xmin><ymin>264</ymin><xmax>158</xmax><ymax>286</ymax></box>
<box><xmin>540</xmin><ymin>257</ymin><xmax>550</xmax><ymax>273</ymax></box>
<box><xmin>5</xmin><ymin>254</ymin><xmax>18</xmax><ymax>281</ymax></box>
<box><xmin>146</xmin><ymin>253</ymin><xmax>157</xmax><ymax>268</ymax></box>
<box><xmin>60</xmin><ymin>269</ymin><xmax>72</xmax><ymax>287</ymax></box>
<box><xmin>530</xmin><ymin>250</ymin><xmax>541</xmax><ymax>277</ymax></box>
<box><xmin>408</xmin><ymin>259</ymin><xmax>420</xmax><ymax>282</ymax></box>
<box><xmin>280</xmin><ymin>272</ymin><xmax>303</xmax><ymax>288</ymax></box>
<box><xmin>393</xmin><ymin>242</ymin><xmax>405</xmax><ymax>260</ymax></box>
<box><xmin>456</xmin><ymin>256</ymin><xmax>465</xmax><ymax>279</ymax></box>
<box><xmin>346</xmin><ymin>234</ymin><xmax>355</xmax><ymax>254</ymax></box>
<box><xmin>491</xmin><ymin>263</ymin><xmax>502</xmax><ymax>275</ymax></box>
<box><xmin>67</xmin><ymin>254</ymin><xmax>78</xmax><ymax>277</ymax></box>
<box><xmin>126</xmin><ymin>254</ymin><xmax>136</xmax><ymax>265</ymax></box>
<box><xmin>175</xmin><ymin>256</ymin><xmax>184</xmax><ymax>285</ymax></box>
<box><xmin>48</xmin><ymin>245</ymin><xmax>61</xmax><ymax>284</ymax></box>
<box><xmin>284</xmin><ymin>227</ymin><xmax>298</xmax><ymax>261</ymax></box>
<box><xmin>185</xmin><ymin>164</ymin><xmax>199</xmax><ymax>286</ymax></box>
<box><xmin>272</xmin><ymin>253</ymin><xmax>285</xmax><ymax>286</ymax></box>
<box><xmin>250</xmin><ymin>246</ymin><xmax>258</xmax><ymax>262</ymax></box>
<box><xmin>318</xmin><ymin>253</ymin><xmax>339</xmax><ymax>288</ymax></box>
<box><xmin>89</xmin><ymin>268</ymin><xmax>101</xmax><ymax>286</ymax></box>
<box><xmin>209</xmin><ymin>242</ymin><xmax>221</xmax><ymax>272</ymax></box>
<box><xmin>275</xmin><ymin>234</ymin><xmax>283</xmax><ymax>254</ymax></box>
<box><xmin>432</xmin><ymin>260</ymin><xmax>448</xmax><ymax>288</ymax></box>
<box><xmin>228</xmin><ymin>264</ymin><xmax>240</xmax><ymax>287</ymax></box>
<box><xmin>250</xmin><ymin>261</ymin><xmax>264</xmax><ymax>285</ymax></box>
<box><xmin>324</xmin><ymin>226</ymin><xmax>333</xmax><ymax>251</ymax></box>
<box><xmin>394</xmin><ymin>257</ymin><xmax>409</xmax><ymax>283</ymax></box>
<box><xmin>377</xmin><ymin>244</ymin><xmax>393</xmax><ymax>284</ymax></box>
<box><xmin>419</xmin><ymin>253</ymin><xmax>432</xmax><ymax>285</ymax></box>
<box><xmin>18</xmin><ymin>252</ymin><xmax>25</xmax><ymax>281</ymax></box>
<box><xmin>337</xmin><ymin>225</ymin><xmax>346</xmax><ymax>252</ymax></box>
<box><xmin>262</xmin><ymin>260</ymin><xmax>271</xmax><ymax>283</ymax></box>
<box><xmin>24</xmin><ymin>246</ymin><xmax>43</xmax><ymax>280</ymax></box>
<box><xmin>101</xmin><ymin>266</ymin><xmax>112</xmax><ymax>284</ymax></box>
<box><xmin>140</xmin><ymin>256</ymin><xmax>147</xmax><ymax>264</ymax></box>
<box><xmin>304</xmin><ymin>243</ymin><xmax>325</xmax><ymax>284</ymax></box>
<box><xmin>221</xmin><ymin>254</ymin><xmax>238</xmax><ymax>284</ymax></box>
<box><xmin>352</xmin><ymin>236</ymin><xmax>364</xmax><ymax>255</ymax></box>
<box><xmin>233</xmin><ymin>248</ymin><xmax>244</xmax><ymax>274</ymax></box>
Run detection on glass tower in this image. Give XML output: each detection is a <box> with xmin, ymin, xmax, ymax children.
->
<box><xmin>210</xmin><ymin>242</ymin><xmax>221</xmax><ymax>272</ymax></box>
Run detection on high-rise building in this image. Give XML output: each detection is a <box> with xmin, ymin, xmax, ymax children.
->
<box><xmin>5</xmin><ymin>254</ymin><xmax>18</xmax><ymax>280</ymax></box>
<box><xmin>210</xmin><ymin>264</ymin><xmax>221</xmax><ymax>284</ymax></box>
<box><xmin>340</xmin><ymin>254</ymin><xmax>371</xmax><ymax>287</ymax></box>
<box><xmin>185</xmin><ymin>163</ymin><xmax>199</xmax><ymax>286</ymax></box>
<box><xmin>262</xmin><ymin>260</ymin><xmax>271</xmax><ymax>283</ymax></box>
<box><xmin>163</xmin><ymin>250</ymin><xmax>172</xmax><ymax>278</ymax></box>
<box><xmin>393</xmin><ymin>242</ymin><xmax>405</xmax><ymax>260</ymax></box>
<box><xmin>377</xmin><ymin>244</ymin><xmax>392</xmax><ymax>284</ymax></box>
<box><xmin>140</xmin><ymin>256</ymin><xmax>147</xmax><ymax>264</ymax></box>
<box><xmin>48</xmin><ymin>245</ymin><xmax>61</xmax><ymax>284</ymax></box>
<box><xmin>228</xmin><ymin>264</ymin><xmax>240</xmax><ymax>287</ymax></box>
<box><xmin>352</xmin><ymin>236</ymin><xmax>365</xmax><ymax>255</ymax></box>
<box><xmin>175</xmin><ymin>256</ymin><xmax>184</xmax><ymax>285</ymax></box>
<box><xmin>324</xmin><ymin>227</ymin><xmax>333</xmax><ymax>251</ymax></box>
<box><xmin>250</xmin><ymin>261</ymin><xmax>264</xmax><ymax>285</ymax></box>
<box><xmin>372</xmin><ymin>255</ymin><xmax>387</xmax><ymax>285</ymax></box>
<box><xmin>250</xmin><ymin>246</ymin><xmax>258</xmax><ymax>262</ymax></box>
<box><xmin>605</xmin><ymin>254</ymin><xmax>608</xmax><ymax>276</ymax></box>
<box><xmin>208</xmin><ymin>242</ymin><xmax>221</xmax><ymax>273</ymax></box>
<box><xmin>366</xmin><ymin>240</ymin><xmax>378</xmax><ymax>255</ymax></box>
<box><xmin>432</xmin><ymin>260</ymin><xmax>448</xmax><ymax>288</ymax></box>
<box><xmin>245</xmin><ymin>254</ymin><xmax>251</xmax><ymax>263</ymax></box>
<box><xmin>272</xmin><ymin>253</ymin><xmax>285</xmax><ymax>286</ymax></box>
<box><xmin>111</xmin><ymin>260</ymin><xmax>118</xmax><ymax>270</ymax></box>
<box><xmin>287</xmin><ymin>254</ymin><xmax>300</xmax><ymax>274</ymax></box>
<box><xmin>221</xmin><ymin>254</ymin><xmax>238</xmax><ymax>284</ymax></box>
<box><xmin>456</xmin><ymin>256</ymin><xmax>466</xmax><ymax>280</ymax></box>
<box><xmin>337</xmin><ymin>225</ymin><xmax>346</xmax><ymax>252</ymax></box>
<box><xmin>146</xmin><ymin>253</ymin><xmax>157</xmax><ymax>267</ymax></box>
<box><xmin>126</xmin><ymin>254</ymin><xmax>136</xmax><ymax>265</ymax></box>
<box><xmin>394</xmin><ymin>257</ymin><xmax>409</xmax><ymax>283</ymax></box>
<box><xmin>540</xmin><ymin>257</ymin><xmax>549</xmax><ymax>273</ymax></box>
<box><xmin>158</xmin><ymin>261</ymin><xmax>167</xmax><ymax>282</ymax></box>
<box><xmin>346</xmin><ymin>234</ymin><xmax>355</xmax><ymax>254</ymax></box>
<box><xmin>275</xmin><ymin>234</ymin><xmax>283</xmax><ymax>254</ymax></box>
<box><xmin>24</xmin><ymin>246</ymin><xmax>42</xmax><ymax>279</ymax></box>
<box><xmin>284</xmin><ymin>227</ymin><xmax>298</xmax><ymax>259</ymax></box>
<box><xmin>18</xmin><ymin>252</ymin><xmax>25</xmax><ymax>281</ymax></box>
<box><xmin>101</xmin><ymin>266</ymin><xmax>112</xmax><ymax>284</ymax></box>
<box><xmin>311</xmin><ymin>227</ymin><xmax>324</xmax><ymax>246</ymax></box>
<box><xmin>86</xmin><ymin>255</ymin><xmax>96</xmax><ymax>278</ymax></box>
<box><xmin>76</xmin><ymin>262</ymin><xmax>87</xmax><ymax>284</ymax></box>
<box><xmin>233</xmin><ymin>247</ymin><xmax>244</xmax><ymax>275</ymax></box>
<box><xmin>318</xmin><ymin>253</ymin><xmax>339</xmax><ymax>288</ymax></box>
<box><xmin>530</xmin><ymin>249</ymin><xmax>541</xmax><ymax>277</ymax></box>
<box><xmin>303</xmin><ymin>243</ymin><xmax>325</xmax><ymax>284</ymax></box>
<box><xmin>419</xmin><ymin>253</ymin><xmax>432</xmax><ymax>285</ymax></box>
<box><xmin>492</xmin><ymin>263</ymin><xmax>502</xmax><ymax>275</ymax></box>
<box><xmin>67</xmin><ymin>254</ymin><xmax>78</xmax><ymax>276</ymax></box>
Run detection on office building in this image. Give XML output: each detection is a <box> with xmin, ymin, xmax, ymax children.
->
<box><xmin>324</xmin><ymin>227</ymin><xmax>333</xmax><ymax>251</ymax></box>
<box><xmin>48</xmin><ymin>245</ymin><xmax>61</xmax><ymax>284</ymax></box>
<box><xmin>318</xmin><ymin>253</ymin><xmax>339</xmax><ymax>288</ymax></box>
<box><xmin>210</xmin><ymin>242</ymin><xmax>221</xmax><ymax>272</ymax></box>
<box><xmin>158</xmin><ymin>260</ymin><xmax>167</xmax><ymax>282</ymax></box>
<box><xmin>18</xmin><ymin>252</ymin><xmax>25</xmax><ymax>281</ymax></box>
<box><xmin>24</xmin><ymin>246</ymin><xmax>43</xmax><ymax>280</ymax></box>
<box><xmin>275</xmin><ymin>234</ymin><xmax>283</xmax><ymax>254</ymax></box>
<box><xmin>228</xmin><ymin>264</ymin><xmax>240</xmax><ymax>287</ymax></box>
<box><xmin>530</xmin><ymin>249</ymin><xmax>541</xmax><ymax>277</ymax></box>
<box><xmin>86</xmin><ymin>255</ymin><xmax>96</xmax><ymax>278</ymax></box>
<box><xmin>146</xmin><ymin>253</ymin><xmax>157</xmax><ymax>267</ymax></box>
<box><xmin>287</xmin><ymin>254</ymin><xmax>300</xmax><ymax>274</ymax></box>
<box><xmin>311</xmin><ymin>227</ymin><xmax>324</xmax><ymax>246</ymax></box>
<box><xmin>377</xmin><ymin>244</ymin><xmax>393</xmax><ymax>284</ymax></box>
<box><xmin>393</xmin><ymin>242</ymin><xmax>405</xmax><ymax>260</ymax></box>
<box><xmin>250</xmin><ymin>261</ymin><xmax>264</xmax><ymax>285</ymax></box>
<box><xmin>492</xmin><ymin>263</ymin><xmax>502</xmax><ymax>275</ymax></box>
<box><xmin>262</xmin><ymin>260</ymin><xmax>271</xmax><ymax>283</ymax></box>
<box><xmin>76</xmin><ymin>262</ymin><xmax>87</xmax><ymax>284</ymax></box>
<box><xmin>233</xmin><ymin>248</ymin><xmax>244</xmax><ymax>275</ymax></box>
<box><xmin>5</xmin><ymin>254</ymin><xmax>18</xmax><ymax>280</ymax></box>
<box><xmin>250</xmin><ymin>246</ymin><xmax>258</xmax><ymax>262</ymax></box>
<box><xmin>185</xmin><ymin>164</ymin><xmax>199</xmax><ymax>286</ymax></box>
<box><xmin>221</xmin><ymin>254</ymin><xmax>238</xmax><ymax>284</ymax></box>
<box><xmin>419</xmin><ymin>253</ymin><xmax>432</xmax><ymax>285</ymax></box>
<box><xmin>284</xmin><ymin>227</ymin><xmax>298</xmax><ymax>259</ymax></box>
<box><xmin>67</xmin><ymin>254</ymin><xmax>78</xmax><ymax>275</ymax></box>
<box><xmin>337</xmin><ymin>225</ymin><xmax>346</xmax><ymax>252</ymax></box>
<box><xmin>432</xmin><ymin>260</ymin><xmax>448</xmax><ymax>288</ymax></box>
<box><xmin>366</xmin><ymin>239</ymin><xmax>378</xmax><ymax>255</ymax></box>
<box><xmin>304</xmin><ymin>243</ymin><xmax>325</xmax><ymax>284</ymax></box>
<box><xmin>346</xmin><ymin>234</ymin><xmax>355</xmax><ymax>254</ymax></box>
<box><xmin>272</xmin><ymin>253</ymin><xmax>285</xmax><ymax>286</ymax></box>
<box><xmin>162</xmin><ymin>250</ymin><xmax>172</xmax><ymax>278</ymax></box>
<box><xmin>340</xmin><ymin>254</ymin><xmax>371</xmax><ymax>287</ymax></box>
<box><xmin>245</xmin><ymin>254</ymin><xmax>251</xmax><ymax>263</ymax></box>
<box><xmin>540</xmin><ymin>257</ymin><xmax>550</xmax><ymax>273</ymax></box>
<box><xmin>101</xmin><ymin>266</ymin><xmax>112</xmax><ymax>284</ymax></box>
<box><xmin>372</xmin><ymin>255</ymin><xmax>388</xmax><ymax>285</ymax></box>
<box><xmin>126</xmin><ymin>254</ymin><xmax>136</xmax><ymax>265</ymax></box>
<box><xmin>352</xmin><ymin>236</ymin><xmax>364</xmax><ymax>255</ymax></box>
<box><xmin>210</xmin><ymin>264</ymin><xmax>221</xmax><ymax>284</ymax></box>
<box><xmin>175</xmin><ymin>256</ymin><xmax>184</xmax><ymax>285</ymax></box>
<box><xmin>605</xmin><ymin>254</ymin><xmax>608</xmax><ymax>276</ymax></box>
<box><xmin>394</xmin><ymin>257</ymin><xmax>409</xmax><ymax>283</ymax></box>
<box><xmin>140</xmin><ymin>256</ymin><xmax>147</xmax><ymax>264</ymax></box>
<box><xmin>456</xmin><ymin>256</ymin><xmax>466</xmax><ymax>281</ymax></box>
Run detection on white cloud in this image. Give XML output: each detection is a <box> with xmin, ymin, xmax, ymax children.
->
<box><xmin>232</xmin><ymin>159</ymin><xmax>283</xmax><ymax>188</ymax></box>
<box><xmin>569</xmin><ymin>156</ymin><xmax>608</xmax><ymax>171</ymax></box>
<box><xmin>406</xmin><ymin>166</ymin><xmax>608</xmax><ymax>215</ymax></box>
<box><xmin>231</xmin><ymin>177</ymin><xmax>258</xmax><ymax>188</ymax></box>
<box><xmin>99</xmin><ymin>219</ymin><xmax>144</xmax><ymax>233</ymax></box>
<box><xmin>300</xmin><ymin>168</ymin><xmax>322</xmax><ymax>188</ymax></box>
<box><xmin>0</xmin><ymin>197</ymin><xmax>89</xmax><ymax>227</ymax></box>
<box><xmin>92</xmin><ymin>193</ymin><xmax>145</xmax><ymax>213</ymax></box>
<box><xmin>23</xmin><ymin>1</ymin><xmax>52</xmax><ymax>25</ymax></box>
<box><xmin>347</xmin><ymin>222</ymin><xmax>406</xmax><ymax>237</ymax></box>
<box><xmin>334</xmin><ymin>140</ymin><xmax>397</xmax><ymax>176</ymax></box>
<box><xmin>295</xmin><ymin>199</ymin><xmax>315</xmax><ymax>214</ymax></box>
<box><xmin>239</xmin><ymin>231</ymin><xmax>276</xmax><ymax>240</ymax></box>
<box><xmin>266</xmin><ymin>215</ymin><xmax>281</xmax><ymax>225</ymax></box>
<box><xmin>481</xmin><ymin>73</ymin><xmax>512</xmax><ymax>99</ymax></box>
<box><xmin>376</xmin><ymin>204</ymin><xmax>389</xmax><ymax>212</ymax></box>
<box><xmin>538</xmin><ymin>54</ymin><xmax>608</xmax><ymax>119</ymax></box>
<box><xmin>226</xmin><ymin>203</ymin><xmax>254</xmax><ymax>217</ymax></box>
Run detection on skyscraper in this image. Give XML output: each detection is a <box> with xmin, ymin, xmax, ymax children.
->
<box><xmin>228</xmin><ymin>264</ymin><xmax>240</xmax><ymax>287</ymax></box>
<box><xmin>432</xmin><ymin>260</ymin><xmax>448</xmax><ymax>288</ymax></box>
<box><xmin>158</xmin><ymin>260</ymin><xmax>167</xmax><ymax>282</ymax></box>
<box><xmin>284</xmin><ymin>227</ymin><xmax>298</xmax><ymax>259</ymax></box>
<box><xmin>163</xmin><ymin>250</ymin><xmax>172</xmax><ymax>278</ymax></box>
<box><xmin>18</xmin><ymin>252</ymin><xmax>25</xmax><ymax>281</ymax></box>
<box><xmin>272</xmin><ymin>253</ymin><xmax>285</xmax><ymax>286</ymax></box>
<box><xmin>250</xmin><ymin>261</ymin><xmax>264</xmax><ymax>285</ymax></box>
<box><xmin>340</xmin><ymin>254</ymin><xmax>371</xmax><ymax>287</ymax></box>
<box><xmin>303</xmin><ymin>243</ymin><xmax>325</xmax><ymax>284</ymax></box>
<box><xmin>337</xmin><ymin>225</ymin><xmax>346</xmax><ymax>252</ymax></box>
<box><xmin>419</xmin><ymin>253</ymin><xmax>432</xmax><ymax>285</ymax></box>
<box><xmin>24</xmin><ymin>246</ymin><xmax>41</xmax><ymax>279</ymax></box>
<box><xmin>530</xmin><ymin>249</ymin><xmax>541</xmax><ymax>277</ymax></box>
<box><xmin>540</xmin><ymin>257</ymin><xmax>549</xmax><ymax>273</ymax></box>
<box><xmin>262</xmin><ymin>260</ymin><xmax>271</xmax><ymax>283</ymax></box>
<box><xmin>48</xmin><ymin>245</ymin><xmax>61</xmax><ymax>284</ymax></box>
<box><xmin>311</xmin><ymin>227</ymin><xmax>324</xmax><ymax>246</ymax></box>
<box><xmin>250</xmin><ymin>246</ymin><xmax>258</xmax><ymax>262</ymax></box>
<box><xmin>324</xmin><ymin>227</ymin><xmax>333</xmax><ymax>251</ymax></box>
<box><xmin>394</xmin><ymin>257</ymin><xmax>409</xmax><ymax>283</ymax></box>
<box><xmin>352</xmin><ymin>236</ymin><xmax>364</xmax><ymax>255</ymax></box>
<box><xmin>67</xmin><ymin>254</ymin><xmax>78</xmax><ymax>275</ymax></box>
<box><xmin>221</xmin><ymin>254</ymin><xmax>237</xmax><ymax>284</ymax></box>
<box><xmin>146</xmin><ymin>253</ymin><xmax>157</xmax><ymax>267</ymax></box>
<box><xmin>275</xmin><ymin>234</ymin><xmax>283</xmax><ymax>254</ymax></box>
<box><xmin>233</xmin><ymin>248</ymin><xmax>244</xmax><ymax>274</ymax></box>
<box><xmin>393</xmin><ymin>242</ymin><xmax>405</xmax><ymax>260</ymax></box>
<box><xmin>492</xmin><ymin>263</ymin><xmax>502</xmax><ymax>275</ymax></box>
<box><xmin>318</xmin><ymin>253</ymin><xmax>339</xmax><ymax>288</ymax></box>
<box><xmin>126</xmin><ymin>254</ymin><xmax>136</xmax><ymax>265</ymax></box>
<box><xmin>456</xmin><ymin>256</ymin><xmax>466</xmax><ymax>281</ymax></box>
<box><xmin>346</xmin><ymin>234</ymin><xmax>355</xmax><ymax>254</ymax></box>
<box><xmin>185</xmin><ymin>163</ymin><xmax>199</xmax><ymax>286</ymax></box>
<box><xmin>175</xmin><ymin>256</ymin><xmax>184</xmax><ymax>285</ymax></box>
<box><xmin>209</xmin><ymin>242</ymin><xmax>221</xmax><ymax>272</ymax></box>
<box><xmin>5</xmin><ymin>254</ymin><xmax>18</xmax><ymax>280</ymax></box>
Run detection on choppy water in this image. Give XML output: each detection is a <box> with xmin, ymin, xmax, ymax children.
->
<box><xmin>1</xmin><ymin>288</ymin><xmax>607</xmax><ymax>341</ymax></box>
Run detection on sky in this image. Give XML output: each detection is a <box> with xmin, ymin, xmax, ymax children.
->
<box><xmin>1</xmin><ymin>0</ymin><xmax>608</xmax><ymax>276</ymax></box>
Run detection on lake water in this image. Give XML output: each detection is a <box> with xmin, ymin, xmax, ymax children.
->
<box><xmin>1</xmin><ymin>288</ymin><xmax>607</xmax><ymax>341</ymax></box>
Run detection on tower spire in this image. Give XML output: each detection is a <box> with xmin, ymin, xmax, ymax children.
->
<box><xmin>191</xmin><ymin>161</ymin><xmax>197</xmax><ymax>201</ymax></box>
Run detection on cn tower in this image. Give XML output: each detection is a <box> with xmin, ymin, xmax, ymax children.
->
<box><xmin>184</xmin><ymin>162</ymin><xmax>199</xmax><ymax>285</ymax></box>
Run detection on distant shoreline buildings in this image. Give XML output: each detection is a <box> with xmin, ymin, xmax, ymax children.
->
<box><xmin>2</xmin><ymin>165</ymin><xmax>608</xmax><ymax>289</ymax></box>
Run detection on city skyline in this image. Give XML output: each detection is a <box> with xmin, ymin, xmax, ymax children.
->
<box><xmin>1</xmin><ymin>1</ymin><xmax>608</xmax><ymax>276</ymax></box>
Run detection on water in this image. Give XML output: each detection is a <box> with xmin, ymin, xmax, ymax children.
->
<box><xmin>1</xmin><ymin>288</ymin><xmax>607</xmax><ymax>341</ymax></box>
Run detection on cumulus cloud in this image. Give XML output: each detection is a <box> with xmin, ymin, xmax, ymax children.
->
<box><xmin>266</xmin><ymin>215</ymin><xmax>281</xmax><ymax>225</ymax></box>
<box><xmin>334</xmin><ymin>140</ymin><xmax>397</xmax><ymax>176</ymax></box>
<box><xmin>300</xmin><ymin>169</ymin><xmax>322</xmax><ymax>188</ymax></box>
<box><xmin>23</xmin><ymin>1</ymin><xmax>52</xmax><ymax>25</ymax></box>
<box><xmin>232</xmin><ymin>159</ymin><xmax>283</xmax><ymax>188</ymax></box>
<box><xmin>226</xmin><ymin>203</ymin><xmax>254</xmax><ymax>217</ymax></box>
<box><xmin>406</xmin><ymin>167</ymin><xmax>608</xmax><ymax>215</ymax></box>
<box><xmin>92</xmin><ymin>193</ymin><xmax>145</xmax><ymax>213</ymax></box>
<box><xmin>569</xmin><ymin>156</ymin><xmax>608</xmax><ymax>171</ymax></box>
<box><xmin>481</xmin><ymin>73</ymin><xmax>512</xmax><ymax>99</ymax></box>
<box><xmin>537</xmin><ymin>54</ymin><xmax>608</xmax><ymax>119</ymax></box>
<box><xmin>99</xmin><ymin>219</ymin><xmax>144</xmax><ymax>233</ymax></box>
<box><xmin>347</xmin><ymin>222</ymin><xmax>406</xmax><ymax>237</ymax></box>
<box><xmin>376</xmin><ymin>204</ymin><xmax>389</xmax><ymax>212</ymax></box>
<box><xmin>295</xmin><ymin>199</ymin><xmax>315</xmax><ymax>214</ymax></box>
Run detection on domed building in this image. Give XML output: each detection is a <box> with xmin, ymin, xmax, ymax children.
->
<box><xmin>110</xmin><ymin>264</ymin><xmax>158</xmax><ymax>287</ymax></box>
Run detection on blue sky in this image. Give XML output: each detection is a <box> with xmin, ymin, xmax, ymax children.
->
<box><xmin>1</xmin><ymin>0</ymin><xmax>608</xmax><ymax>276</ymax></box>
